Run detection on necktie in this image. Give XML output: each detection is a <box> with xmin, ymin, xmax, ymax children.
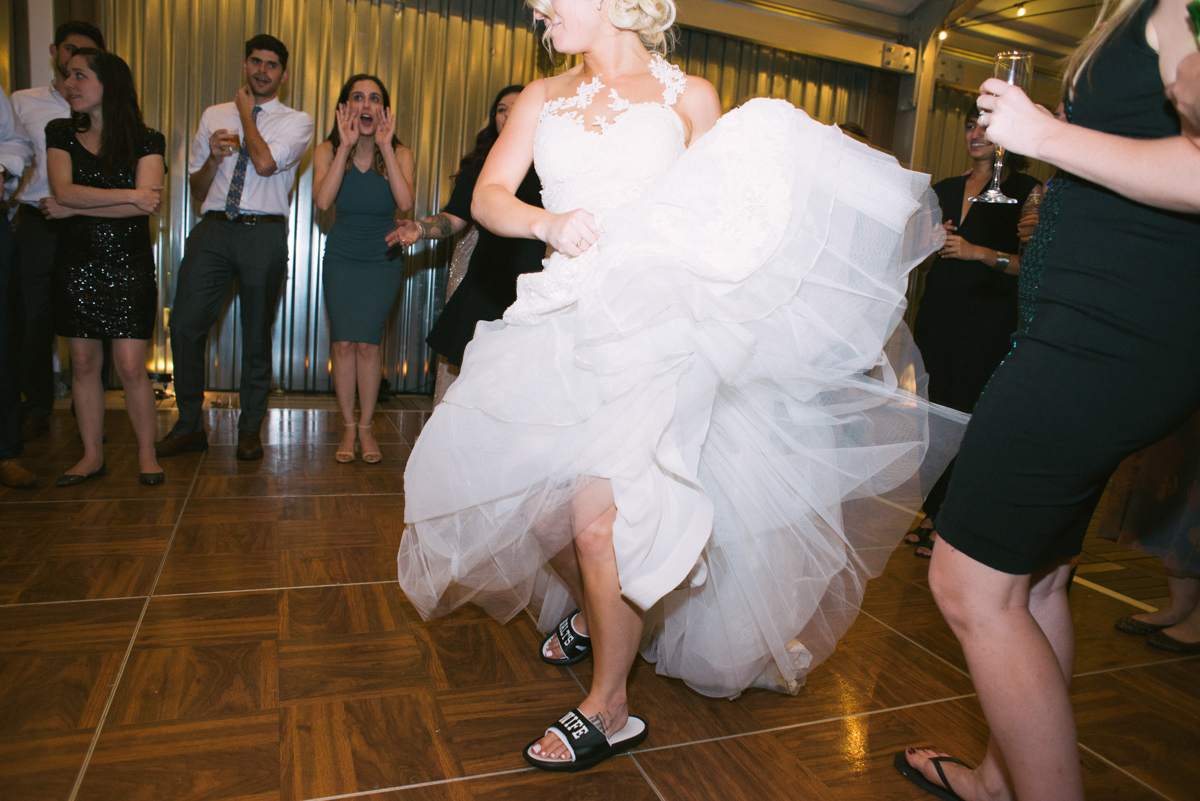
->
<box><xmin>224</xmin><ymin>105</ymin><xmax>262</xmax><ymax>219</ymax></box>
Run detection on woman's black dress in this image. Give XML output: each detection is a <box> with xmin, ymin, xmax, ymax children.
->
<box><xmin>49</xmin><ymin>119</ymin><xmax>164</xmax><ymax>340</ymax></box>
<box><xmin>425</xmin><ymin>164</ymin><xmax>545</xmax><ymax>366</ymax></box>
<box><xmin>914</xmin><ymin>171</ymin><xmax>1039</xmax><ymax>519</ymax></box>
<box><xmin>937</xmin><ymin>0</ymin><xmax>1200</xmax><ymax>574</ymax></box>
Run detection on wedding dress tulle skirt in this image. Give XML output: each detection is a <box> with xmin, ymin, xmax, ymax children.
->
<box><xmin>398</xmin><ymin>99</ymin><xmax>968</xmax><ymax>698</ymax></box>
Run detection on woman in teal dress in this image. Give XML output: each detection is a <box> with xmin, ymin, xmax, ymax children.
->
<box><xmin>313</xmin><ymin>75</ymin><xmax>415</xmax><ymax>464</ymax></box>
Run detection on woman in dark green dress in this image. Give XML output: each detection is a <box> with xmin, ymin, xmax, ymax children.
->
<box><xmin>313</xmin><ymin>75</ymin><xmax>415</xmax><ymax>464</ymax></box>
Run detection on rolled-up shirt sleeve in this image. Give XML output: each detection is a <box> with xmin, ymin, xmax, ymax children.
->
<box><xmin>0</xmin><ymin>88</ymin><xmax>34</xmax><ymax>193</ymax></box>
<box><xmin>187</xmin><ymin>108</ymin><xmax>215</xmax><ymax>175</ymax></box>
<box><xmin>265</xmin><ymin>111</ymin><xmax>313</xmax><ymax>174</ymax></box>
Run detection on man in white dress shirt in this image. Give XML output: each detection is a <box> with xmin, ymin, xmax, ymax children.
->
<box><xmin>0</xmin><ymin>87</ymin><xmax>35</xmax><ymax>487</ymax></box>
<box><xmin>8</xmin><ymin>21</ymin><xmax>105</xmax><ymax>443</ymax></box>
<box><xmin>155</xmin><ymin>34</ymin><xmax>313</xmax><ymax>462</ymax></box>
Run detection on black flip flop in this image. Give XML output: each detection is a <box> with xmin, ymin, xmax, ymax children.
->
<box><xmin>524</xmin><ymin>708</ymin><xmax>648</xmax><ymax>772</ymax></box>
<box><xmin>541</xmin><ymin>611</ymin><xmax>592</xmax><ymax>665</ymax></box>
<box><xmin>893</xmin><ymin>750</ymin><xmax>969</xmax><ymax>801</ymax></box>
<box><xmin>913</xmin><ymin>529</ymin><xmax>936</xmax><ymax>559</ymax></box>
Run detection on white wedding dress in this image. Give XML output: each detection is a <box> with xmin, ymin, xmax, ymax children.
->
<box><xmin>398</xmin><ymin>57</ymin><xmax>968</xmax><ymax>698</ymax></box>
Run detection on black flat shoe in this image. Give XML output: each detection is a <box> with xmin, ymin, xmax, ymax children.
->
<box><xmin>139</xmin><ymin>471</ymin><xmax>166</xmax><ymax>486</ymax></box>
<box><xmin>55</xmin><ymin>461</ymin><xmax>107</xmax><ymax>488</ymax></box>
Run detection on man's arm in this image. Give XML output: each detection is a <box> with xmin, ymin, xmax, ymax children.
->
<box><xmin>0</xmin><ymin>89</ymin><xmax>33</xmax><ymax>198</ymax></box>
<box><xmin>235</xmin><ymin>85</ymin><xmax>277</xmax><ymax>176</ymax></box>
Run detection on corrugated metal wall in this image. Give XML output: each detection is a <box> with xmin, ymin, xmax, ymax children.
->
<box><xmin>105</xmin><ymin>0</ymin><xmax>881</xmax><ymax>394</ymax></box>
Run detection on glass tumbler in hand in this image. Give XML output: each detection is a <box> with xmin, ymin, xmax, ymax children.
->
<box><xmin>1017</xmin><ymin>187</ymin><xmax>1043</xmax><ymax>258</ymax></box>
<box><xmin>970</xmin><ymin>50</ymin><xmax>1034</xmax><ymax>204</ymax></box>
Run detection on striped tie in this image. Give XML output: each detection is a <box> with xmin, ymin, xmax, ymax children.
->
<box><xmin>224</xmin><ymin>105</ymin><xmax>262</xmax><ymax>219</ymax></box>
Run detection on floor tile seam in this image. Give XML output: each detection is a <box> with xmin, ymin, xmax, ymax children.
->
<box><xmin>857</xmin><ymin>607</ymin><xmax>974</xmax><ymax>680</ymax></box>
<box><xmin>1072</xmin><ymin>653</ymin><xmax>1200</xmax><ymax>679</ymax></box>
<box><xmin>629</xmin><ymin>753</ymin><xmax>670</xmax><ymax>801</ymax></box>
<box><xmin>628</xmin><ymin>692</ymin><xmax>980</xmax><ymax>754</ymax></box>
<box><xmin>0</xmin><ymin>497</ymin><xmax>178</xmax><ymax>505</ymax></box>
<box><xmin>296</xmin><ymin>766</ymin><xmax>536</xmax><ymax>800</ymax></box>
<box><xmin>1076</xmin><ymin>742</ymin><xmax>1175</xmax><ymax>801</ymax></box>
<box><xmin>66</xmin><ymin>448</ymin><xmax>208</xmax><ymax>801</ymax></box>
<box><xmin>150</xmin><ymin>578</ymin><xmax>396</xmax><ymax>599</ymax></box>
<box><xmin>2</xmin><ymin>594</ymin><xmax>151</xmax><ymax>608</ymax></box>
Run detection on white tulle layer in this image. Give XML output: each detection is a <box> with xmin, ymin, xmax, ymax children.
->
<box><xmin>398</xmin><ymin>99</ymin><xmax>969</xmax><ymax>698</ymax></box>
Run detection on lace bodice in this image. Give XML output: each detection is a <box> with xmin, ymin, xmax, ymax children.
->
<box><xmin>534</xmin><ymin>55</ymin><xmax>688</xmax><ymax>214</ymax></box>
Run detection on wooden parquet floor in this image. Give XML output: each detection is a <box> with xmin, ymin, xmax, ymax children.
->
<box><xmin>2</xmin><ymin>402</ymin><xmax>1198</xmax><ymax>800</ymax></box>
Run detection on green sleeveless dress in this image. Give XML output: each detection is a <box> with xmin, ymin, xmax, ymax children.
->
<box><xmin>322</xmin><ymin>165</ymin><xmax>402</xmax><ymax>343</ymax></box>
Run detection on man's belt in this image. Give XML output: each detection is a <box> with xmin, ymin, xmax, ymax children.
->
<box><xmin>204</xmin><ymin>210</ymin><xmax>286</xmax><ymax>225</ymax></box>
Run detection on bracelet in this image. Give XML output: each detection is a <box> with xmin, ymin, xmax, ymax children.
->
<box><xmin>993</xmin><ymin>252</ymin><xmax>1011</xmax><ymax>272</ymax></box>
<box><xmin>415</xmin><ymin>220</ymin><xmax>428</xmax><ymax>239</ymax></box>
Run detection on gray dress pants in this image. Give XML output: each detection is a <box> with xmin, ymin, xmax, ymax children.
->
<box><xmin>168</xmin><ymin>217</ymin><xmax>288</xmax><ymax>435</ymax></box>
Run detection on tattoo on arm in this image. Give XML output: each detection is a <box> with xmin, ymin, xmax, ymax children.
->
<box><xmin>428</xmin><ymin>213</ymin><xmax>453</xmax><ymax>238</ymax></box>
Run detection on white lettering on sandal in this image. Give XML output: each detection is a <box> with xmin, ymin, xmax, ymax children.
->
<box><xmin>558</xmin><ymin>711</ymin><xmax>590</xmax><ymax>740</ymax></box>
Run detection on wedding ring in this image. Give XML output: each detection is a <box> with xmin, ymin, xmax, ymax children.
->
<box><xmin>575</xmin><ymin>239</ymin><xmax>584</xmax><ymax>248</ymax></box>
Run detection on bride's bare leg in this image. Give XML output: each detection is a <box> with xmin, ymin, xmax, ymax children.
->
<box><xmin>530</xmin><ymin>485</ymin><xmax>644</xmax><ymax>762</ymax></box>
<box><xmin>532</xmin><ymin>502</ymin><xmax>591</xmax><ymax>661</ymax></box>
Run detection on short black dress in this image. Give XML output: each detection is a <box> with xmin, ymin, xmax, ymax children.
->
<box><xmin>49</xmin><ymin>119</ymin><xmax>164</xmax><ymax>340</ymax></box>
<box><xmin>914</xmin><ymin>171</ymin><xmax>1039</xmax><ymax>519</ymax></box>
<box><xmin>937</xmin><ymin>0</ymin><xmax>1200</xmax><ymax>574</ymax></box>
<box><xmin>425</xmin><ymin>163</ymin><xmax>545</xmax><ymax>366</ymax></box>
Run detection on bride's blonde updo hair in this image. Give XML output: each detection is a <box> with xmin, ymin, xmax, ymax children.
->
<box><xmin>527</xmin><ymin>0</ymin><xmax>677</xmax><ymax>55</ymax></box>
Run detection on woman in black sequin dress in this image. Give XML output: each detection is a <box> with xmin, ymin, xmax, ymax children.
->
<box><xmin>42</xmin><ymin>49</ymin><xmax>166</xmax><ymax>486</ymax></box>
<box><xmin>897</xmin><ymin>1</ymin><xmax>1200</xmax><ymax>799</ymax></box>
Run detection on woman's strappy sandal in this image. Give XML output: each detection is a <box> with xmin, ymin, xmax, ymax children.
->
<box><xmin>358</xmin><ymin>421</ymin><xmax>382</xmax><ymax>464</ymax></box>
<box><xmin>335</xmin><ymin>419</ymin><xmax>357</xmax><ymax>463</ymax></box>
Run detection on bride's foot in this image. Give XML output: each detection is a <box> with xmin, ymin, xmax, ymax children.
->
<box><xmin>527</xmin><ymin>697</ymin><xmax>628</xmax><ymax>764</ymax></box>
<box><xmin>901</xmin><ymin>748</ymin><xmax>1012</xmax><ymax>801</ymax></box>
<box><xmin>335</xmin><ymin>419</ymin><xmax>357</xmax><ymax>463</ymax></box>
<box><xmin>543</xmin><ymin>610</ymin><xmax>590</xmax><ymax>662</ymax></box>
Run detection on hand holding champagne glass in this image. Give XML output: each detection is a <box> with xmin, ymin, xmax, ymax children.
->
<box><xmin>970</xmin><ymin>51</ymin><xmax>1033</xmax><ymax>204</ymax></box>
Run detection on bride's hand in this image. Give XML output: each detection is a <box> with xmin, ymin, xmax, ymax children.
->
<box><xmin>538</xmin><ymin>209</ymin><xmax>598</xmax><ymax>257</ymax></box>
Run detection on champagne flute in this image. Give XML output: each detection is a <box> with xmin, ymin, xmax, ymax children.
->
<box><xmin>970</xmin><ymin>50</ymin><xmax>1034</xmax><ymax>204</ymax></box>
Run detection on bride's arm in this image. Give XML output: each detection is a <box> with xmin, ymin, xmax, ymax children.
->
<box><xmin>473</xmin><ymin>79</ymin><xmax>598</xmax><ymax>257</ymax></box>
<box><xmin>676</xmin><ymin>76</ymin><xmax>721</xmax><ymax>146</ymax></box>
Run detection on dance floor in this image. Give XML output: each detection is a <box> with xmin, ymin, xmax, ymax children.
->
<box><xmin>2</xmin><ymin>401</ymin><xmax>1198</xmax><ymax>801</ymax></box>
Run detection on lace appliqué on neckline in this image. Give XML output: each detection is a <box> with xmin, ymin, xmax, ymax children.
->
<box><xmin>539</xmin><ymin>55</ymin><xmax>688</xmax><ymax>133</ymax></box>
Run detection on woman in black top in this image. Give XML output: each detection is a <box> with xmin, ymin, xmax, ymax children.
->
<box><xmin>41</xmin><ymin>49</ymin><xmax>166</xmax><ymax>487</ymax></box>
<box><xmin>390</xmin><ymin>86</ymin><xmax>545</xmax><ymax>375</ymax></box>
<box><xmin>909</xmin><ymin>106</ymin><xmax>1040</xmax><ymax>554</ymax></box>
<box><xmin>898</xmin><ymin>1</ymin><xmax>1200</xmax><ymax>798</ymax></box>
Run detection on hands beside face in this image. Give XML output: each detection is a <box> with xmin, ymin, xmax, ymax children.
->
<box><xmin>539</xmin><ymin>209</ymin><xmax>599</xmax><ymax>257</ymax></box>
<box><xmin>387</xmin><ymin>219</ymin><xmax>421</xmax><ymax>248</ymax></box>
<box><xmin>374</xmin><ymin>107</ymin><xmax>395</xmax><ymax>148</ymax></box>
<box><xmin>975</xmin><ymin>79</ymin><xmax>1059</xmax><ymax>158</ymax></box>
<box><xmin>336</xmin><ymin>103</ymin><xmax>360</xmax><ymax>150</ymax></box>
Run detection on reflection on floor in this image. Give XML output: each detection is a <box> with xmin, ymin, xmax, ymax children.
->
<box><xmin>2</xmin><ymin>401</ymin><xmax>1197</xmax><ymax>800</ymax></box>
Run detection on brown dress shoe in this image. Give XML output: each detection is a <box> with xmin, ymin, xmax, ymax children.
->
<box><xmin>155</xmin><ymin>430</ymin><xmax>208</xmax><ymax>458</ymax></box>
<box><xmin>21</xmin><ymin>416</ymin><xmax>49</xmax><ymax>442</ymax></box>
<box><xmin>0</xmin><ymin>459</ymin><xmax>38</xmax><ymax>488</ymax></box>
<box><xmin>236</xmin><ymin>431</ymin><xmax>264</xmax><ymax>461</ymax></box>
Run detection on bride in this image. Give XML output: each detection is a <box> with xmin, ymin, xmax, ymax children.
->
<box><xmin>398</xmin><ymin>0</ymin><xmax>967</xmax><ymax>772</ymax></box>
